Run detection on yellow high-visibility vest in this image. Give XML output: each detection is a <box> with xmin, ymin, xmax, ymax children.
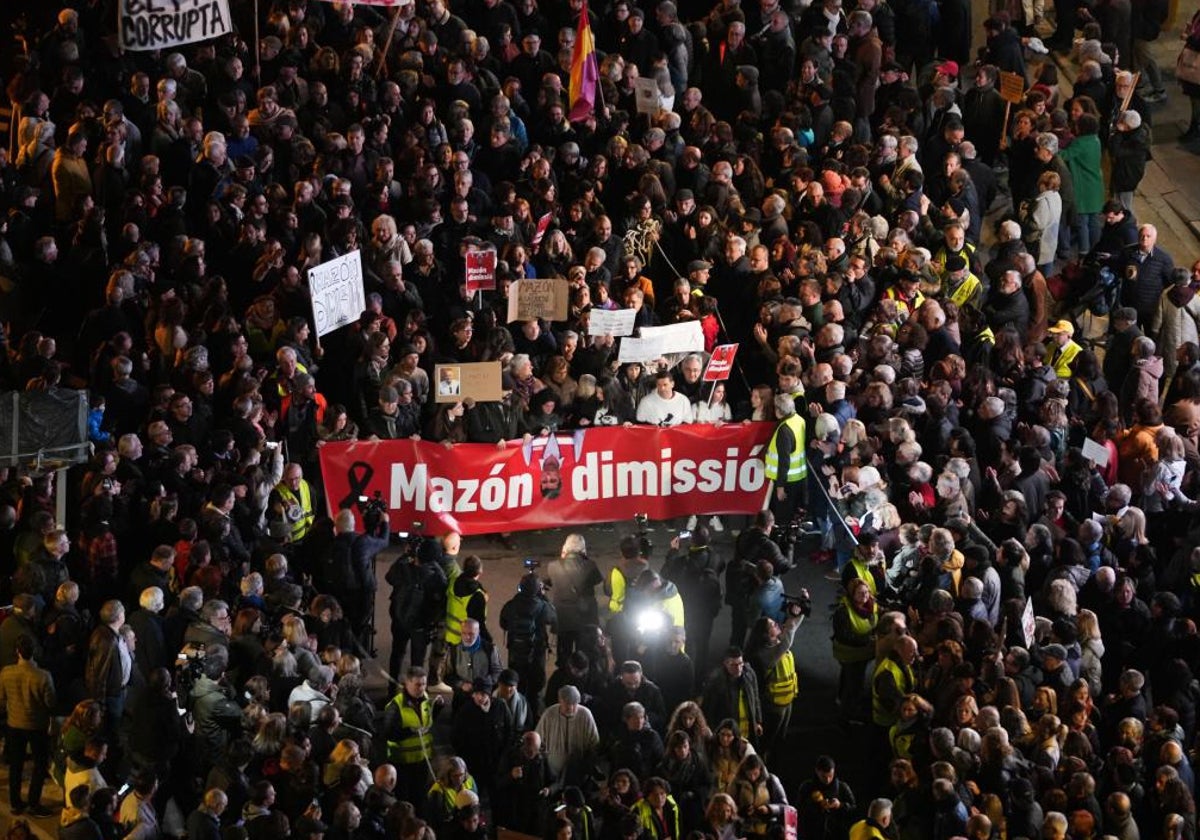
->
<box><xmin>871</xmin><ymin>656</ymin><xmax>915</xmax><ymax>727</ymax></box>
<box><xmin>274</xmin><ymin>480</ymin><xmax>315</xmax><ymax>541</ymax></box>
<box><xmin>385</xmin><ymin>693</ymin><xmax>433</xmax><ymax>765</ymax></box>
<box><xmin>766</xmin><ymin>649</ymin><xmax>799</xmax><ymax>706</ymax></box>
<box><xmin>445</xmin><ymin>581</ymin><xmax>473</xmax><ymax>645</ymax></box>
<box><xmin>765</xmin><ymin>415</ymin><xmax>807</xmax><ymax>482</ymax></box>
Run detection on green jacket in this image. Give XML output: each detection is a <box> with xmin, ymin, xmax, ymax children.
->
<box><xmin>1059</xmin><ymin>134</ymin><xmax>1105</xmax><ymax>214</ymax></box>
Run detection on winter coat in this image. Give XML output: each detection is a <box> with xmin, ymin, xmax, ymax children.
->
<box><xmin>1058</xmin><ymin>133</ymin><xmax>1106</xmax><ymax>214</ymax></box>
<box><xmin>1109</xmin><ymin>125</ymin><xmax>1151</xmax><ymax>192</ymax></box>
<box><xmin>1023</xmin><ymin>189</ymin><xmax>1062</xmax><ymax>267</ymax></box>
<box><xmin>1120</xmin><ymin>356</ymin><xmax>1165</xmax><ymax>421</ymax></box>
<box><xmin>1153</xmin><ymin>284</ymin><xmax>1200</xmax><ymax>387</ymax></box>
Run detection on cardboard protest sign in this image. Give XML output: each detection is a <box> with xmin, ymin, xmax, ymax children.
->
<box><xmin>465</xmin><ymin>249</ymin><xmax>497</xmax><ymax>293</ymax></box>
<box><xmin>998</xmin><ymin>71</ymin><xmax>1025</xmax><ymax>104</ymax></box>
<box><xmin>434</xmin><ymin>362</ymin><xmax>503</xmax><ymax>403</ymax></box>
<box><xmin>507</xmin><ymin>279</ymin><xmax>570</xmax><ymax>323</ymax></box>
<box><xmin>635</xmin><ymin>78</ymin><xmax>662</xmax><ymax>115</ymax></box>
<box><xmin>703</xmin><ymin>344</ymin><xmax>739</xmax><ymax>381</ymax></box>
<box><xmin>120</xmin><ymin>0</ymin><xmax>233</xmax><ymax>50</ymax></box>
<box><xmin>638</xmin><ymin>321</ymin><xmax>705</xmax><ymax>355</ymax></box>
<box><xmin>586</xmin><ymin>308</ymin><xmax>637</xmax><ymax>336</ymax></box>
<box><xmin>308</xmin><ymin>251</ymin><xmax>366</xmax><ymax>338</ymax></box>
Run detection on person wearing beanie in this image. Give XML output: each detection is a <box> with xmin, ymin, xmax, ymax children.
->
<box><xmin>1109</xmin><ymin>110</ymin><xmax>1151</xmax><ymax>212</ymax></box>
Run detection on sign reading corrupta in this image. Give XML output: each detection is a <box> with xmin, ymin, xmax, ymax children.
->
<box><xmin>120</xmin><ymin>0</ymin><xmax>233</xmax><ymax>51</ymax></box>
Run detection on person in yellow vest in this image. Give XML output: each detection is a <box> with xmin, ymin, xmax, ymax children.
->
<box><xmin>425</xmin><ymin>756</ymin><xmax>478</xmax><ymax>830</ymax></box>
<box><xmin>633</xmin><ymin>777</ymin><xmax>681</xmax><ymax>840</ymax></box>
<box><xmin>381</xmin><ymin>666</ymin><xmax>441</xmax><ymax>802</ymax></box>
<box><xmin>1044</xmin><ymin>319</ymin><xmax>1083</xmax><ymax>378</ymax></box>
<box><xmin>271</xmin><ymin>463</ymin><xmax>316</xmax><ymax>542</ymax></box>
<box><xmin>746</xmin><ymin>597</ymin><xmax>805</xmax><ymax>761</ymax></box>
<box><xmin>941</xmin><ymin>253</ymin><xmax>983</xmax><ymax>310</ymax></box>
<box><xmin>871</xmin><ymin>635</ymin><xmax>918</xmax><ymax>767</ymax></box>
<box><xmin>606</xmin><ymin>535</ymin><xmax>650</xmax><ymax>619</ymax></box>
<box><xmin>831</xmin><ymin>577</ymin><xmax>879</xmax><ymax>724</ymax></box>
<box><xmin>764</xmin><ymin>394</ymin><xmax>808</xmax><ymax>531</ymax></box>
<box><xmin>446</xmin><ymin>554</ymin><xmax>489</xmax><ymax>646</ymax></box>
<box><xmin>700</xmin><ymin>647</ymin><xmax>763</xmax><ymax>746</ymax></box>
<box><xmin>849</xmin><ymin>799</ymin><xmax>894</xmax><ymax>840</ymax></box>
<box><xmin>839</xmin><ymin>529</ymin><xmax>883</xmax><ymax>598</ymax></box>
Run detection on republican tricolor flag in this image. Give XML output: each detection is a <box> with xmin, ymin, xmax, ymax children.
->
<box><xmin>568</xmin><ymin>2</ymin><xmax>599</xmax><ymax>122</ymax></box>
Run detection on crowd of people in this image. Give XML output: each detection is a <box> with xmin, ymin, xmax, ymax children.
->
<box><xmin>1</xmin><ymin>0</ymin><xmax>1200</xmax><ymax>837</ymax></box>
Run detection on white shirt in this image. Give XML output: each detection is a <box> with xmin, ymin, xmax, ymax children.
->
<box><xmin>636</xmin><ymin>391</ymin><xmax>694</xmax><ymax>426</ymax></box>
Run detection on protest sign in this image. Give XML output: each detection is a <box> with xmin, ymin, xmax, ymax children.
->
<box><xmin>465</xmin><ymin>249</ymin><xmax>497</xmax><ymax>293</ymax></box>
<box><xmin>638</xmin><ymin>321</ymin><xmax>705</xmax><ymax>355</ymax></box>
<box><xmin>308</xmin><ymin>251</ymin><xmax>366</xmax><ymax>338</ymax></box>
<box><xmin>635</xmin><ymin>78</ymin><xmax>662</xmax><ymax>115</ymax></box>
<box><xmin>507</xmin><ymin>279</ymin><xmax>570</xmax><ymax>322</ymax></box>
<box><xmin>586</xmin><ymin>308</ymin><xmax>637</xmax><ymax>337</ymax></box>
<box><xmin>320</xmin><ymin>422</ymin><xmax>776</xmax><ymax>534</ymax></box>
<box><xmin>1082</xmin><ymin>437</ymin><xmax>1110</xmax><ymax>467</ymax></box>
<box><xmin>531</xmin><ymin>213</ymin><xmax>554</xmax><ymax>249</ymax></box>
<box><xmin>617</xmin><ymin>335</ymin><xmax>667</xmax><ymax>363</ymax></box>
<box><xmin>120</xmin><ymin>0</ymin><xmax>233</xmax><ymax>50</ymax></box>
<box><xmin>703</xmin><ymin>344</ymin><xmax>739</xmax><ymax>381</ymax></box>
<box><xmin>434</xmin><ymin>362</ymin><xmax>503</xmax><ymax>403</ymax></box>
<box><xmin>999</xmin><ymin>71</ymin><xmax>1025</xmax><ymax>104</ymax></box>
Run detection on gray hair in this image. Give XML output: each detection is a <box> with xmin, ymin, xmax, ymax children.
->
<box><xmin>562</xmin><ymin>533</ymin><xmax>587</xmax><ymax>555</ymax></box>
<box><xmin>1035</xmin><ymin>133</ymin><xmax>1059</xmax><ymax>155</ymax></box>
<box><xmin>774</xmin><ymin>394</ymin><xmax>797</xmax><ymax>417</ymax></box>
<box><xmin>140</xmin><ymin>587</ymin><xmax>164</xmax><ymax>613</ymax></box>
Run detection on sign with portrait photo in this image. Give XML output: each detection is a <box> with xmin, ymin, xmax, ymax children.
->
<box><xmin>434</xmin><ymin>362</ymin><xmax>503</xmax><ymax>403</ymax></box>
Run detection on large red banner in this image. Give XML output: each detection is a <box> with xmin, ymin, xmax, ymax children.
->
<box><xmin>319</xmin><ymin>423</ymin><xmax>775</xmax><ymax>535</ymax></box>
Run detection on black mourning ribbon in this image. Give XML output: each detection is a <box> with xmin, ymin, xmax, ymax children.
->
<box><xmin>339</xmin><ymin>461</ymin><xmax>375</xmax><ymax>510</ymax></box>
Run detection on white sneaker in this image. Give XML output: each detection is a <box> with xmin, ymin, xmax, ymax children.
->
<box><xmin>686</xmin><ymin>515</ymin><xmax>698</xmax><ymax>530</ymax></box>
<box><xmin>708</xmin><ymin>516</ymin><xmax>725</xmax><ymax>532</ymax></box>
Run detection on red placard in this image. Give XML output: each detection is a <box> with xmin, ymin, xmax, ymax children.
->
<box><xmin>783</xmin><ymin>806</ymin><xmax>798</xmax><ymax>840</ymax></box>
<box><xmin>703</xmin><ymin>343</ymin><xmax>739</xmax><ymax>381</ymax></box>
<box><xmin>465</xmin><ymin>249</ymin><xmax>497</xmax><ymax>293</ymax></box>
<box><xmin>319</xmin><ymin>423</ymin><xmax>775</xmax><ymax>535</ymax></box>
<box><xmin>530</xmin><ymin>212</ymin><xmax>554</xmax><ymax>250</ymax></box>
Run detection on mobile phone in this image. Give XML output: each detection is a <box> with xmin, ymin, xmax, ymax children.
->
<box><xmin>678</xmin><ymin>530</ymin><xmax>691</xmax><ymax>540</ymax></box>
<box><xmin>118</xmin><ymin>784</ymin><xmax>130</xmax><ymax>796</ymax></box>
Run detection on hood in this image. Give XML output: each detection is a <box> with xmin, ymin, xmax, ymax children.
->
<box><xmin>1136</xmin><ymin>355</ymin><xmax>1165</xmax><ymax>377</ymax></box>
<box><xmin>452</xmin><ymin>575</ymin><xmax>481</xmax><ymax>597</ymax></box>
<box><xmin>1083</xmin><ymin>637</ymin><xmax>1105</xmax><ymax>657</ymax></box>
<box><xmin>1169</xmin><ymin>284</ymin><xmax>1197</xmax><ymax>307</ymax></box>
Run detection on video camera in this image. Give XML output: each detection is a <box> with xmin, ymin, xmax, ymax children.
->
<box><xmin>174</xmin><ymin>642</ymin><xmax>207</xmax><ymax>708</ymax></box>
<box><xmin>357</xmin><ymin>491</ymin><xmax>388</xmax><ymax>520</ymax></box>
<box><xmin>782</xmin><ymin>590</ymin><xmax>813</xmax><ymax>618</ymax></box>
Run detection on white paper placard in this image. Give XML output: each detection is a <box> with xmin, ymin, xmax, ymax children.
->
<box><xmin>308</xmin><ymin>251</ymin><xmax>366</xmax><ymax>337</ymax></box>
<box><xmin>587</xmin><ymin>308</ymin><xmax>637</xmax><ymax>337</ymax></box>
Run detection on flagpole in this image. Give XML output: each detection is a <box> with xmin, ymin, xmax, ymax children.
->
<box><xmin>253</xmin><ymin>0</ymin><xmax>261</xmax><ymax>82</ymax></box>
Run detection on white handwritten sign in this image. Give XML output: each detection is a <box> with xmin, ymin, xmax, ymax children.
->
<box><xmin>308</xmin><ymin>251</ymin><xmax>366</xmax><ymax>338</ymax></box>
<box><xmin>587</xmin><ymin>308</ymin><xmax>637</xmax><ymax>337</ymax></box>
<box><xmin>120</xmin><ymin>0</ymin><xmax>233</xmax><ymax>51</ymax></box>
<box><xmin>638</xmin><ymin>321</ymin><xmax>705</xmax><ymax>355</ymax></box>
<box><xmin>617</xmin><ymin>335</ymin><xmax>668</xmax><ymax>363</ymax></box>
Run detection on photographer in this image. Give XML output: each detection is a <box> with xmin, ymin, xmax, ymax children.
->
<box><xmin>500</xmin><ymin>572</ymin><xmax>558</xmax><ymax>714</ymax></box>
<box><xmin>385</xmin><ymin>538</ymin><xmax>447</xmax><ymax>681</ymax></box>
<box><xmin>351</xmin><ymin>503</ymin><xmax>390</xmax><ymax>653</ymax></box>
<box><xmin>661</xmin><ymin>526</ymin><xmax>723</xmax><ymax>679</ymax></box>
<box><xmin>188</xmin><ymin>644</ymin><xmax>246</xmax><ymax>776</ymax></box>
<box><xmin>546</xmin><ymin>534</ymin><xmax>603</xmax><ymax>667</ymax></box>
<box><xmin>729</xmin><ymin>512</ymin><xmax>787</xmax><ymax>647</ymax></box>
<box><xmin>745</xmin><ymin>595</ymin><xmax>807</xmax><ymax>762</ymax></box>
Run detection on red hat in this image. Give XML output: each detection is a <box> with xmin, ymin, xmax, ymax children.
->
<box><xmin>936</xmin><ymin>60</ymin><xmax>960</xmax><ymax>78</ymax></box>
